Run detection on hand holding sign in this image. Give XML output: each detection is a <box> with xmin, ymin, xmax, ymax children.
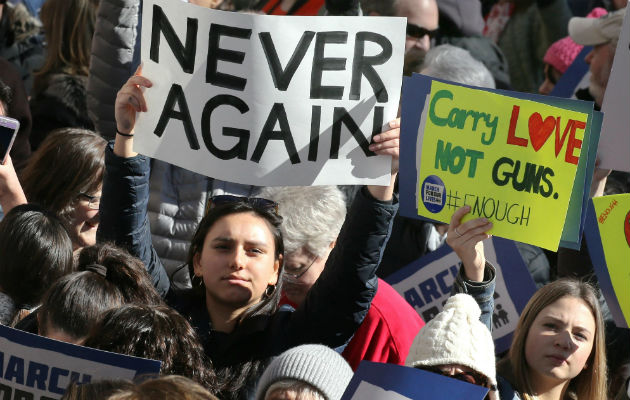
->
<box><xmin>370</xmin><ymin>118</ymin><xmax>400</xmax><ymax>174</ymax></box>
<box><xmin>446</xmin><ymin>206</ymin><xmax>492</xmax><ymax>282</ymax></box>
<box><xmin>115</xmin><ymin>67</ymin><xmax>153</xmax><ymax>135</ymax></box>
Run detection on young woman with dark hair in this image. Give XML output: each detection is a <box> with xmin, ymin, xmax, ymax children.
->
<box><xmin>83</xmin><ymin>304</ymin><xmax>219</xmax><ymax>392</ymax></box>
<box><xmin>35</xmin><ymin>243</ymin><xmax>164</xmax><ymax>344</ymax></box>
<box><xmin>21</xmin><ymin>128</ymin><xmax>107</xmax><ymax>250</ymax></box>
<box><xmin>0</xmin><ymin>204</ymin><xmax>74</xmax><ymax>325</ymax></box>
<box><xmin>97</xmin><ymin>71</ymin><xmax>399</xmax><ymax>399</ymax></box>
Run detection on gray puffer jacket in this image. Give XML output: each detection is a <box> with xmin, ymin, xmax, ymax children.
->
<box><xmin>87</xmin><ymin>0</ymin><xmax>140</xmax><ymax>140</ymax></box>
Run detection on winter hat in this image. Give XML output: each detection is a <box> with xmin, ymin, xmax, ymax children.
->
<box><xmin>256</xmin><ymin>344</ymin><xmax>353</xmax><ymax>400</ymax></box>
<box><xmin>405</xmin><ymin>293</ymin><xmax>497</xmax><ymax>387</ymax></box>
<box><xmin>569</xmin><ymin>8</ymin><xmax>626</xmax><ymax>46</ymax></box>
<box><xmin>544</xmin><ymin>8</ymin><xmax>608</xmax><ymax>74</ymax></box>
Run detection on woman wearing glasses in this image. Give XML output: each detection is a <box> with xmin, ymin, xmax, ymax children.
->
<box><xmin>98</xmin><ymin>71</ymin><xmax>400</xmax><ymax>398</ymax></box>
<box><xmin>21</xmin><ymin>128</ymin><xmax>106</xmax><ymax>251</ymax></box>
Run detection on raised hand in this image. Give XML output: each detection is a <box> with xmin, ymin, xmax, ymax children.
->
<box><xmin>446</xmin><ymin>205</ymin><xmax>493</xmax><ymax>282</ymax></box>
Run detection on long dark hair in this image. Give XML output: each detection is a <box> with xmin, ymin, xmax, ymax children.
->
<box><xmin>84</xmin><ymin>304</ymin><xmax>219</xmax><ymax>392</ymax></box>
<box><xmin>0</xmin><ymin>204</ymin><xmax>74</xmax><ymax>307</ymax></box>
<box><xmin>38</xmin><ymin>243</ymin><xmax>164</xmax><ymax>341</ymax></box>
<box><xmin>185</xmin><ymin>201</ymin><xmax>285</xmax><ymax>398</ymax></box>
<box><xmin>186</xmin><ymin>201</ymin><xmax>285</xmax><ymax>322</ymax></box>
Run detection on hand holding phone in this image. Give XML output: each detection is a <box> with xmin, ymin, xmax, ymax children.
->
<box><xmin>0</xmin><ymin>116</ymin><xmax>19</xmax><ymax>165</ymax></box>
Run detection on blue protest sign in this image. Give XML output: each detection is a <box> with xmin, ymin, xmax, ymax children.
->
<box><xmin>385</xmin><ymin>237</ymin><xmax>536</xmax><ymax>353</ymax></box>
<box><xmin>0</xmin><ymin>324</ymin><xmax>162</xmax><ymax>399</ymax></box>
<box><xmin>341</xmin><ymin>361</ymin><xmax>488</xmax><ymax>400</ymax></box>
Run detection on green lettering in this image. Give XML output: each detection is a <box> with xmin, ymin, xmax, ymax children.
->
<box><xmin>465</xmin><ymin>149</ymin><xmax>484</xmax><ymax>177</ymax></box>
<box><xmin>434</xmin><ymin>139</ymin><xmax>451</xmax><ymax>171</ymax></box>
<box><xmin>428</xmin><ymin>90</ymin><xmax>453</xmax><ymax>127</ymax></box>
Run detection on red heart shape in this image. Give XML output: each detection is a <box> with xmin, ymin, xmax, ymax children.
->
<box><xmin>528</xmin><ymin>113</ymin><xmax>556</xmax><ymax>152</ymax></box>
<box><xmin>624</xmin><ymin>210</ymin><xmax>630</xmax><ymax>248</ymax></box>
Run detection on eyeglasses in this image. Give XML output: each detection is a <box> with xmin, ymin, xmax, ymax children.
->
<box><xmin>406</xmin><ymin>23</ymin><xmax>439</xmax><ymax>40</ymax></box>
<box><xmin>421</xmin><ymin>365</ymin><xmax>495</xmax><ymax>390</ymax></box>
<box><xmin>207</xmin><ymin>195</ymin><xmax>279</xmax><ymax>215</ymax></box>
<box><xmin>283</xmin><ymin>254</ymin><xmax>318</xmax><ymax>280</ymax></box>
<box><xmin>78</xmin><ymin>192</ymin><xmax>101</xmax><ymax>210</ymax></box>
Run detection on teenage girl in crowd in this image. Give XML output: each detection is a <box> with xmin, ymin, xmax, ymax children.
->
<box><xmin>445</xmin><ymin>206</ymin><xmax>608</xmax><ymax>400</ymax></box>
<box><xmin>97</xmin><ymin>69</ymin><xmax>400</xmax><ymax>399</ymax></box>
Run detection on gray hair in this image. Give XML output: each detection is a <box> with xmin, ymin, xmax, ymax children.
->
<box><xmin>359</xmin><ymin>0</ymin><xmax>397</xmax><ymax>16</ymax></box>
<box><xmin>265</xmin><ymin>380</ymin><xmax>326</xmax><ymax>400</ymax></box>
<box><xmin>258</xmin><ymin>186</ymin><xmax>346</xmax><ymax>257</ymax></box>
<box><xmin>420</xmin><ymin>44</ymin><xmax>496</xmax><ymax>88</ymax></box>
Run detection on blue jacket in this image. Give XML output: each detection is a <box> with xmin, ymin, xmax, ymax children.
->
<box><xmin>97</xmin><ymin>143</ymin><xmax>397</xmax><ymax>396</ymax></box>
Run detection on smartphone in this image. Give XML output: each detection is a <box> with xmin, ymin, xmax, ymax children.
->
<box><xmin>0</xmin><ymin>116</ymin><xmax>19</xmax><ymax>165</ymax></box>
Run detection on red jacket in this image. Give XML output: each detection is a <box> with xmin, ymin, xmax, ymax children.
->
<box><xmin>341</xmin><ymin>278</ymin><xmax>425</xmax><ymax>370</ymax></box>
<box><xmin>281</xmin><ymin>278</ymin><xmax>424</xmax><ymax>370</ymax></box>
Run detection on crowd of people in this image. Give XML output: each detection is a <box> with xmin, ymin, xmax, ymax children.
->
<box><xmin>0</xmin><ymin>0</ymin><xmax>629</xmax><ymax>399</ymax></box>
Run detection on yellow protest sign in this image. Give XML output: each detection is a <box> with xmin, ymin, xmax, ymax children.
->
<box><xmin>416</xmin><ymin>81</ymin><xmax>588</xmax><ymax>250</ymax></box>
<box><xmin>591</xmin><ymin>194</ymin><xmax>630</xmax><ymax>327</ymax></box>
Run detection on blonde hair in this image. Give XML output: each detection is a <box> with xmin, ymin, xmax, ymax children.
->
<box><xmin>500</xmin><ymin>279</ymin><xmax>607</xmax><ymax>400</ymax></box>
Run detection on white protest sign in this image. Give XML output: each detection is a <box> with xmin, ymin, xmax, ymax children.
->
<box><xmin>0</xmin><ymin>325</ymin><xmax>161</xmax><ymax>399</ymax></box>
<box><xmin>135</xmin><ymin>0</ymin><xmax>406</xmax><ymax>186</ymax></box>
<box><xmin>599</xmin><ymin>9</ymin><xmax>630</xmax><ymax>172</ymax></box>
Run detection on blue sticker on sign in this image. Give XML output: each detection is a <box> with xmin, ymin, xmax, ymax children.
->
<box><xmin>422</xmin><ymin>175</ymin><xmax>446</xmax><ymax>213</ymax></box>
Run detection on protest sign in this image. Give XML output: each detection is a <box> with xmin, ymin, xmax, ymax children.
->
<box><xmin>584</xmin><ymin>194</ymin><xmax>630</xmax><ymax>329</ymax></box>
<box><xmin>135</xmin><ymin>0</ymin><xmax>406</xmax><ymax>186</ymax></box>
<box><xmin>599</xmin><ymin>9</ymin><xmax>630</xmax><ymax>172</ymax></box>
<box><xmin>0</xmin><ymin>324</ymin><xmax>161</xmax><ymax>399</ymax></box>
<box><xmin>399</xmin><ymin>75</ymin><xmax>595</xmax><ymax>251</ymax></box>
<box><xmin>340</xmin><ymin>361</ymin><xmax>488</xmax><ymax>400</ymax></box>
<box><xmin>385</xmin><ymin>237</ymin><xmax>537</xmax><ymax>353</ymax></box>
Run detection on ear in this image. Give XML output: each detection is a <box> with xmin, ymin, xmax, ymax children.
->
<box><xmin>329</xmin><ymin>239</ymin><xmax>337</xmax><ymax>249</ymax></box>
<box><xmin>269</xmin><ymin>254</ymin><xmax>282</xmax><ymax>286</ymax></box>
<box><xmin>192</xmin><ymin>252</ymin><xmax>203</xmax><ymax>277</ymax></box>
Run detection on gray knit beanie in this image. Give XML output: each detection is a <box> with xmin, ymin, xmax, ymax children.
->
<box><xmin>256</xmin><ymin>344</ymin><xmax>354</xmax><ymax>400</ymax></box>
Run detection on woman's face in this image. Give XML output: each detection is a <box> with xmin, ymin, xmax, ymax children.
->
<box><xmin>68</xmin><ymin>190</ymin><xmax>101</xmax><ymax>250</ymax></box>
<box><xmin>193</xmin><ymin>212</ymin><xmax>280</xmax><ymax>312</ymax></box>
<box><xmin>524</xmin><ymin>296</ymin><xmax>596</xmax><ymax>389</ymax></box>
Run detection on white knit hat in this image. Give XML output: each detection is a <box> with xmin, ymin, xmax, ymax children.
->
<box><xmin>569</xmin><ymin>8</ymin><xmax>626</xmax><ymax>46</ymax></box>
<box><xmin>256</xmin><ymin>344</ymin><xmax>354</xmax><ymax>400</ymax></box>
<box><xmin>405</xmin><ymin>293</ymin><xmax>497</xmax><ymax>387</ymax></box>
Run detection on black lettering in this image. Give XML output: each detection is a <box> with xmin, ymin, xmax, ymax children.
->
<box><xmin>251</xmin><ymin>103</ymin><xmax>300</xmax><ymax>164</ymax></box>
<box><xmin>330</xmin><ymin>107</ymin><xmax>379</xmax><ymax>159</ymax></box>
<box><xmin>309</xmin><ymin>105</ymin><xmax>321</xmax><ymax>161</ymax></box>
<box><xmin>260</xmin><ymin>31</ymin><xmax>315</xmax><ymax>91</ymax></box>
<box><xmin>310</xmin><ymin>32</ymin><xmax>348</xmax><ymax>100</ymax></box>
<box><xmin>540</xmin><ymin>167</ymin><xmax>554</xmax><ymax>197</ymax></box>
<box><xmin>153</xmin><ymin>84</ymin><xmax>200</xmax><ymax>150</ymax></box>
<box><xmin>0</xmin><ymin>383</ymin><xmax>11</xmax><ymax>400</ymax></box>
<box><xmin>492</xmin><ymin>157</ymin><xmax>513</xmax><ymax>186</ymax></box>
<box><xmin>207</xmin><ymin>24</ymin><xmax>252</xmax><ymax>91</ymax></box>
<box><xmin>13</xmin><ymin>390</ymin><xmax>33</xmax><ymax>400</ymax></box>
<box><xmin>350</xmin><ymin>32</ymin><xmax>392</xmax><ymax>102</ymax></box>
<box><xmin>150</xmin><ymin>5</ymin><xmax>197</xmax><ymax>73</ymax></box>
<box><xmin>201</xmin><ymin>95</ymin><xmax>250</xmax><ymax>160</ymax></box>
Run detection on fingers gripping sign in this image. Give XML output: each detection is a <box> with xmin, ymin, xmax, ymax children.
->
<box><xmin>115</xmin><ymin>65</ymin><xmax>153</xmax><ymax>136</ymax></box>
<box><xmin>446</xmin><ymin>205</ymin><xmax>493</xmax><ymax>282</ymax></box>
<box><xmin>369</xmin><ymin>117</ymin><xmax>400</xmax><ymax>174</ymax></box>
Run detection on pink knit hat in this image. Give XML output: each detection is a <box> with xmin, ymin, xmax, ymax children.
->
<box><xmin>543</xmin><ymin>7</ymin><xmax>608</xmax><ymax>74</ymax></box>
